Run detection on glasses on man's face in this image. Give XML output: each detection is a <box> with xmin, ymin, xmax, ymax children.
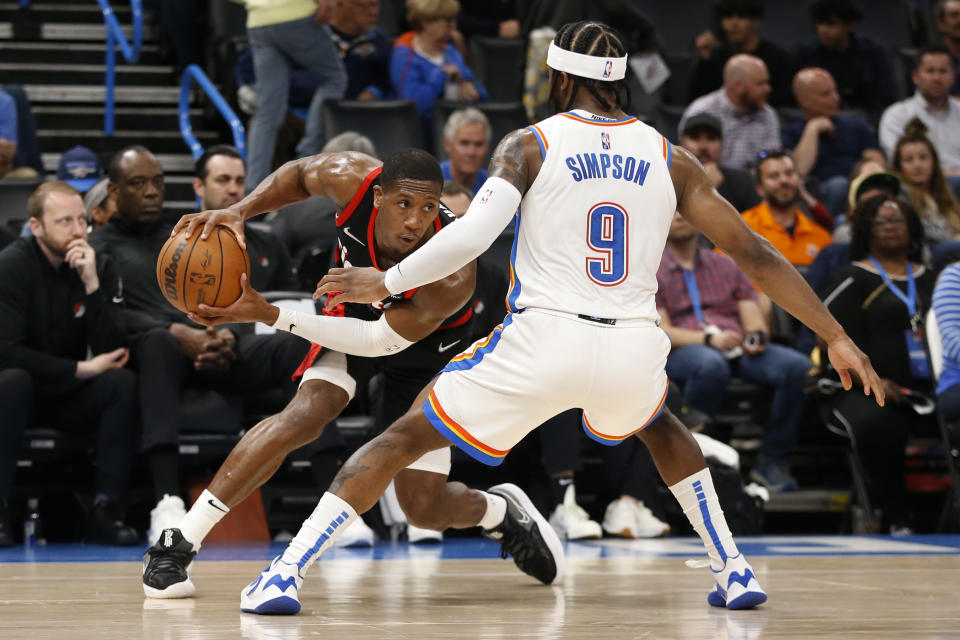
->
<box><xmin>871</xmin><ymin>216</ymin><xmax>907</xmax><ymax>228</ymax></box>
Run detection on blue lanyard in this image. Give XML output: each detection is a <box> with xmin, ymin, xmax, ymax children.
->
<box><xmin>867</xmin><ymin>256</ymin><xmax>916</xmax><ymax>317</ymax></box>
<box><xmin>681</xmin><ymin>268</ymin><xmax>705</xmax><ymax>324</ymax></box>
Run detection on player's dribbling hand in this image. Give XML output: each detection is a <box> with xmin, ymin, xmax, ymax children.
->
<box><xmin>189</xmin><ymin>273</ymin><xmax>278</xmax><ymax>327</ymax></box>
<box><xmin>315</xmin><ymin>266</ymin><xmax>390</xmax><ymax>309</ymax></box>
<box><xmin>173</xmin><ymin>209</ymin><xmax>246</xmax><ymax>249</ymax></box>
<box><xmin>826</xmin><ymin>334</ymin><xmax>885</xmax><ymax>406</ymax></box>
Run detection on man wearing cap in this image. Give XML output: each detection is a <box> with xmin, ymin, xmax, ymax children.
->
<box><xmin>57</xmin><ymin>145</ymin><xmax>103</xmax><ymax>193</ymax></box>
<box><xmin>679</xmin><ymin>113</ymin><xmax>760</xmax><ymax>213</ymax></box>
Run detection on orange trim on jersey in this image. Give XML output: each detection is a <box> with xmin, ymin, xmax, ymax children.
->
<box><xmin>583</xmin><ymin>381</ymin><xmax>669</xmax><ymax>442</ymax></box>
<box><xmin>448</xmin><ymin>323</ymin><xmax>501</xmax><ymax>363</ymax></box>
<box><xmin>559</xmin><ymin>112</ymin><xmax>639</xmax><ymax>126</ymax></box>
<box><xmin>661</xmin><ymin>136</ymin><xmax>668</xmax><ymax>161</ymax></box>
<box><xmin>336</xmin><ymin>166</ymin><xmax>382</xmax><ymax>226</ymax></box>
<box><xmin>530</xmin><ymin>124</ymin><xmax>548</xmax><ymax>150</ymax></box>
<box><xmin>427</xmin><ymin>389</ymin><xmax>510</xmax><ymax>458</ymax></box>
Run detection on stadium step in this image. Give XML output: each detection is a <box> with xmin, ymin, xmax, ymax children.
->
<box><xmin>0</xmin><ymin>41</ymin><xmax>166</xmax><ymax>65</ymax></box>
<box><xmin>0</xmin><ymin>21</ymin><xmax>157</xmax><ymax>41</ymax></box>
<box><xmin>32</xmin><ymin>105</ymin><xmax>201</xmax><ymax>131</ymax></box>
<box><xmin>0</xmin><ymin>62</ymin><xmax>176</xmax><ymax>86</ymax></box>
<box><xmin>38</xmin><ymin>128</ymin><xmax>215</xmax><ymax>155</ymax></box>
<box><xmin>0</xmin><ymin>2</ymin><xmax>131</xmax><ymax>25</ymax></box>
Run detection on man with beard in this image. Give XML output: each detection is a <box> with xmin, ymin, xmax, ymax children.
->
<box><xmin>193</xmin><ymin>145</ymin><xmax>299</xmax><ymax>292</ymax></box>
<box><xmin>741</xmin><ymin>151</ymin><xmax>832</xmax><ymax>267</ymax></box>
<box><xmin>679</xmin><ymin>54</ymin><xmax>780</xmax><ymax>171</ymax></box>
<box><xmin>90</xmin><ymin>146</ymin><xmax>311</xmax><ymax>544</ymax></box>
<box><xmin>0</xmin><ymin>181</ymin><xmax>139</xmax><ymax>546</ymax></box>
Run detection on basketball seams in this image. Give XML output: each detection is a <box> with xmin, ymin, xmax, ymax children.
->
<box><xmin>181</xmin><ymin>232</ymin><xmax>201</xmax><ymax>313</ymax></box>
<box><xmin>212</xmin><ymin>227</ymin><xmax>226</xmax><ymax>307</ymax></box>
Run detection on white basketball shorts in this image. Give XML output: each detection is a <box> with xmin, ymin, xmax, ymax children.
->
<box><xmin>422</xmin><ymin>308</ymin><xmax>670</xmax><ymax>466</ymax></box>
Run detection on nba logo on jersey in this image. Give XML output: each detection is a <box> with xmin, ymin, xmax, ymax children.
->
<box><xmin>602</xmin><ymin>60</ymin><xmax>613</xmax><ymax>78</ymax></box>
<box><xmin>480</xmin><ymin>188</ymin><xmax>493</xmax><ymax>204</ymax></box>
<box><xmin>601</xmin><ymin>131</ymin><xmax>611</xmax><ymax>150</ymax></box>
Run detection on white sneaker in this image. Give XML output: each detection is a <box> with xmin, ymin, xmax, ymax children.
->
<box><xmin>548</xmin><ymin>484</ymin><xmax>602</xmax><ymax>540</ymax></box>
<box><xmin>148</xmin><ymin>494</ymin><xmax>187</xmax><ymax>545</ymax></box>
<box><xmin>406</xmin><ymin>523</ymin><xmax>443</xmax><ymax>544</ymax></box>
<box><xmin>332</xmin><ymin>516</ymin><xmax>375</xmax><ymax>548</ymax></box>
<box><xmin>706</xmin><ymin>554</ymin><xmax>767</xmax><ymax>610</ymax></box>
<box><xmin>240</xmin><ymin>555</ymin><xmax>303</xmax><ymax>615</ymax></box>
<box><xmin>602</xmin><ymin>497</ymin><xmax>670</xmax><ymax>538</ymax></box>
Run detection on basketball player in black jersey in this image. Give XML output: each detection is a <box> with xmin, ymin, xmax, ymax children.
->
<box><xmin>142</xmin><ymin>149</ymin><xmax>562</xmax><ymax>602</ymax></box>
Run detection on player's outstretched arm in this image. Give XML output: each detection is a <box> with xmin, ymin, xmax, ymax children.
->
<box><xmin>316</xmin><ymin>129</ymin><xmax>541</xmax><ymax>306</ymax></box>
<box><xmin>173</xmin><ymin>151</ymin><xmax>380</xmax><ymax>248</ymax></box>
<box><xmin>670</xmin><ymin>146</ymin><xmax>885</xmax><ymax>406</ymax></box>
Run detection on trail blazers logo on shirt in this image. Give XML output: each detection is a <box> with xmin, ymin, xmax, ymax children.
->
<box><xmin>73</xmin><ymin>302</ymin><xmax>85</xmax><ymax>318</ymax></box>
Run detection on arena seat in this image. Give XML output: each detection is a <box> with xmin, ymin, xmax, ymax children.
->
<box><xmin>0</xmin><ymin>177</ymin><xmax>42</xmax><ymax>224</ymax></box>
<box><xmin>321</xmin><ymin>99</ymin><xmax>423</xmax><ymax>158</ymax></box>
<box><xmin>468</xmin><ymin>37</ymin><xmax>525</xmax><ymax>103</ymax></box>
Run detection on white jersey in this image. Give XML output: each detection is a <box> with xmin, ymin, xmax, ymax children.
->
<box><xmin>507</xmin><ymin>109</ymin><xmax>676</xmax><ymax>321</ymax></box>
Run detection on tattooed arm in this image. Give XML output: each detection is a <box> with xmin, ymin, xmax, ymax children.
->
<box><xmin>317</xmin><ymin>130</ymin><xmax>542</xmax><ymax>306</ymax></box>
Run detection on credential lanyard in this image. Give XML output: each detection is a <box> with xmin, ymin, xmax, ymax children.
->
<box><xmin>681</xmin><ymin>269</ymin><xmax>705</xmax><ymax>325</ymax></box>
<box><xmin>867</xmin><ymin>256</ymin><xmax>916</xmax><ymax>318</ymax></box>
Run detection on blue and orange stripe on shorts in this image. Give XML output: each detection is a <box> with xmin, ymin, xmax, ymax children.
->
<box><xmin>422</xmin><ymin>389</ymin><xmax>510</xmax><ymax>466</ymax></box>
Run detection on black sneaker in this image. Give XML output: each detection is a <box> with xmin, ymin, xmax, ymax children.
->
<box><xmin>482</xmin><ymin>483</ymin><xmax>565</xmax><ymax>585</ymax></box>
<box><xmin>143</xmin><ymin>528</ymin><xmax>197</xmax><ymax>598</ymax></box>
<box><xmin>86</xmin><ymin>501</ymin><xmax>140</xmax><ymax>546</ymax></box>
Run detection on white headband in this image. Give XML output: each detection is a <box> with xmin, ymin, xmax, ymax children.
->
<box><xmin>546</xmin><ymin>41</ymin><xmax>627</xmax><ymax>81</ymax></box>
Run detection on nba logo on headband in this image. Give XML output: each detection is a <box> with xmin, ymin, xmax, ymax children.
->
<box><xmin>602</xmin><ymin>60</ymin><xmax>613</xmax><ymax>78</ymax></box>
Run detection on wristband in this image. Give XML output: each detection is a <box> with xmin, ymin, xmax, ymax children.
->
<box><xmin>704</xmin><ymin>332</ymin><xmax>713</xmax><ymax>347</ymax></box>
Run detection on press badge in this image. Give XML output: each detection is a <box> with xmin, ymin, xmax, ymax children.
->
<box><xmin>905</xmin><ymin>330</ymin><xmax>930</xmax><ymax>378</ymax></box>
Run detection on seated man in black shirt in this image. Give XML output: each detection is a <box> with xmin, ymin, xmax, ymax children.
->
<box><xmin>90</xmin><ymin>146</ymin><xmax>311</xmax><ymax>545</ymax></box>
<box><xmin>192</xmin><ymin>145</ymin><xmax>300</xmax><ymax>292</ymax></box>
<box><xmin>0</xmin><ymin>182</ymin><xmax>139</xmax><ymax>546</ymax></box>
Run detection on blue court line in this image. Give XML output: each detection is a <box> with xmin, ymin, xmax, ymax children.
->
<box><xmin>1</xmin><ymin>535</ymin><xmax>958</xmax><ymax>563</ymax></box>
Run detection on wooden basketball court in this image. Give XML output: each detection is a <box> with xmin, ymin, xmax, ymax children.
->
<box><xmin>1</xmin><ymin>535</ymin><xmax>959</xmax><ymax>638</ymax></box>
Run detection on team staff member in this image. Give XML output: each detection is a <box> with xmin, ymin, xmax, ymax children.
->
<box><xmin>0</xmin><ymin>181</ymin><xmax>139</xmax><ymax>546</ymax></box>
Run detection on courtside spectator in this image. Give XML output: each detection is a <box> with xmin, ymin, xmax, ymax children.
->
<box><xmin>657</xmin><ymin>211</ymin><xmax>810</xmax><ymax>492</ymax></box>
<box><xmin>783</xmin><ymin>68</ymin><xmax>883</xmax><ymax>217</ymax></box>
<box><xmin>795</xmin><ymin>0</ymin><xmax>894</xmax><ymax>123</ymax></box>
<box><xmin>0</xmin><ymin>182</ymin><xmax>140</xmax><ymax>546</ymax></box>
<box><xmin>935</xmin><ymin>0</ymin><xmax>960</xmax><ymax>94</ymax></box>
<box><xmin>679</xmin><ymin>113</ymin><xmax>761</xmax><ymax>213</ymax></box>
<box><xmin>679</xmin><ymin>54</ymin><xmax>779</xmax><ymax>171</ymax></box>
<box><xmin>440</xmin><ymin>107</ymin><xmax>490</xmax><ymax>194</ymax></box>
<box><xmin>390</xmin><ymin>0</ymin><xmax>488</xmax><ymax>139</ymax></box>
<box><xmin>83</xmin><ymin>178</ymin><xmax>115</xmax><ymax>230</ymax></box>
<box><xmin>690</xmin><ymin>0</ymin><xmax>795</xmax><ymax>107</ymax></box>
<box><xmin>879</xmin><ymin>46</ymin><xmax>960</xmax><ymax>180</ymax></box>
<box><xmin>329</xmin><ymin>0</ymin><xmax>393</xmax><ymax>100</ymax></box>
<box><xmin>56</xmin><ymin>145</ymin><xmax>102</xmax><ymax>194</ymax></box>
<box><xmin>742</xmin><ymin>151</ymin><xmax>833</xmax><ymax>266</ymax></box>
<box><xmin>933</xmin><ymin>260</ymin><xmax>960</xmax><ymax>421</ymax></box>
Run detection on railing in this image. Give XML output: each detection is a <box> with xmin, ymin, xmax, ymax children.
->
<box><xmin>98</xmin><ymin>0</ymin><xmax>142</xmax><ymax>135</ymax></box>
<box><xmin>179</xmin><ymin>64</ymin><xmax>246</xmax><ymax>161</ymax></box>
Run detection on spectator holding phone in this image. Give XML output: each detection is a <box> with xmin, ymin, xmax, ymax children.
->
<box><xmin>656</xmin><ymin>212</ymin><xmax>812</xmax><ymax>492</ymax></box>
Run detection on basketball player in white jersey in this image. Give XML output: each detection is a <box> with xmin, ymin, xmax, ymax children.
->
<box><xmin>194</xmin><ymin>21</ymin><xmax>884</xmax><ymax>614</ymax></box>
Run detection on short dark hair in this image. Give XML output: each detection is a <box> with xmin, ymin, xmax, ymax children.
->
<box><xmin>915</xmin><ymin>44</ymin><xmax>953</xmax><ymax>70</ymax></box>
<box><xmin>715</xmin><ymin>0</ymin><xmax>764</xmax><ymax>19</ymax></box>
<box><xmin>195</xmin><ymin>144</ymin><xmax>244</xmax><ymax>180</ymax></box>
<box><xmin>809</xmin><ymin>0</ymin><xmax>862</xmax><ymax>23</ymax></box>
<box><xmin>849</xmin><ymin>195</ymin><xmax>924</xmax><ymax>263</ymax></box>
<box><xmin>754</xmin><ymin>150</ymin><xmax>792</xmax><ymax>182</ymax></box>
<box><xmin>380</xmin><ymin>148</ymin><xmax>443</xmax><ymax>192</ymax></box>
<box><xmin>107</xmin><ymin>144</ymin><xmax>153</xmax><ymax>182</ymax></box>
<box><xmin>550</xmin><ymin>21</ymin><xmax>632</xmax><ymax>113</ymax></box>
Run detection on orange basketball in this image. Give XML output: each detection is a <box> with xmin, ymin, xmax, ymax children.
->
<box><xmin>156</xmin><ymin>226</ymin><xmax>250</xmax><ymax>313</ymax></box>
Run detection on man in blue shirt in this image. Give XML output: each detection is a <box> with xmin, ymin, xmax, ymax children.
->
<box><xmin>439</xmin><ymin>107</ymin><xmax>490</xmax><ymax>195</ymax></box>
<box><xmin>782</xmin><ymin>67</ymin><xmax>883</xmax><ymax>218</ymax></box>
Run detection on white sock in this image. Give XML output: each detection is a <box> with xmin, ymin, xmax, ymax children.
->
<box><xmin>280</xmin><ymin>492</ymin><xmax>357</xmax><ymax>572</ymax></box>
<box><xmin>477</xmin><ymin>491</ymin><xmax>507</xmax><ymax>530</ymax></box>
<box><xmin>668</xmin><ymin>468</ymin><xmax>739</xmax><ymax>570</ymax></box>
<box><xmin>179</xmin><ymin>489</ymin><xmax>230</xmax><ymax>551</ymax></box>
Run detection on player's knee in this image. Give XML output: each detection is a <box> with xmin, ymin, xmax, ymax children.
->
<box><xmin>279</xmin><ymin>379</ymin><xmax>349</xmax><ymax>442</ymax></box>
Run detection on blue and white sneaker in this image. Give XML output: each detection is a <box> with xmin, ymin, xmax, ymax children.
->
<box><xmin>240</xmin><ymin>556</ymin><xmax>304</xmax><ymax>615</ymax></box>
<box><xmin>706</xmin><ymin>554</ymin><xmax>767</xmax><ymax>610</ymax></box>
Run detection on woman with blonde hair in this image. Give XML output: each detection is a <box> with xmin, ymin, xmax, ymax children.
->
<box><xmin>891</xmin><ymin>119</ymin><xmax>960</xmax><ymax>264</ymax></box>
<box><xmin>390</xmin><ymin>0</ymin><xmax>488</xmax><ymax>140</ymax></box>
